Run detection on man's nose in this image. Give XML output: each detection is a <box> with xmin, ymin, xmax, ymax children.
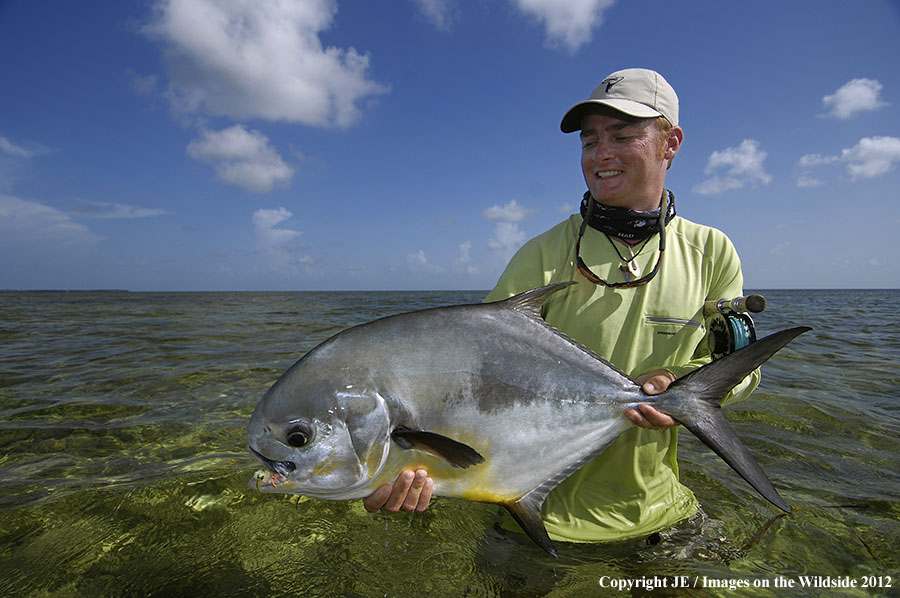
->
<box><xmin>589</xmin><ymin>138</ymin><xmax>612</xmax><ymax>162</ymax></box>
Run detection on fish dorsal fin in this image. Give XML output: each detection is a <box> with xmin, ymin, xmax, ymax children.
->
<box><xmin>499</xmin><ymin>282</ymin><xmax>576</xmax><ymax>321</ymax></box>
<box><xmin>390</xmin><ymin>426</ymin><xmax>485</xmax><ymax>469</ymax></box>
<box><xmin>497</xmin><ymin>282</ymin><xmax>634</xmax><ymax>383</ymax></box>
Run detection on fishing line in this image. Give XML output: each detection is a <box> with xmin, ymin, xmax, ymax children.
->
<box><xmin>729</xmin><ymin>317</ymin><xmax>753</xmax><ymax>351</ymax></box>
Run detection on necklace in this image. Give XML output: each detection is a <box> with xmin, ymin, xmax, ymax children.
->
<box><xmin>605</xmin><ymin>234</ymin><xmax>652</xmax><ymax>280</ymax></box>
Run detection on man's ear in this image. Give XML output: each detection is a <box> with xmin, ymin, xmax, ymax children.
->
<box><xmin>665</xmin><ymin>126</ymin><xmax>684</xmax><ymax>160</ymax></box>
<box><xmin>664</xmin><ymin>126</ymin><xmax>684</xmax><ymax>169</ymax></box>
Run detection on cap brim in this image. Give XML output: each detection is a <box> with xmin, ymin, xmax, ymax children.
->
<box><xmin>560</xmin><ymin>99</ymin><xmax>663</xmax><ymax>133</ymax></box>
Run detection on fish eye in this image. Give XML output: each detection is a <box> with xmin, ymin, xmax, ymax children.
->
<box><xmin>285</xmin><ymin>423</ymin><xmax>313</xmax><ymax>448</ymax></box>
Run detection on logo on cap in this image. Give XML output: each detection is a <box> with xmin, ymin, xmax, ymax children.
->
<box><xmin>602</xmin><ymin>76</ymin><xmax>624</xmax><ymax>93</ymax></box>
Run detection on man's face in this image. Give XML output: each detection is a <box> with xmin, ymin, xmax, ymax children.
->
<box><xmin>579</xmin><ymin>112</ymin><xmax>679</xmax><ymax>210</ymax></box>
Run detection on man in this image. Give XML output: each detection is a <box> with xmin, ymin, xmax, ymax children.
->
<box><xmin>364</xmin><ymin>68</ymin><xmax>759</xmax><ymax>544</ymax></box>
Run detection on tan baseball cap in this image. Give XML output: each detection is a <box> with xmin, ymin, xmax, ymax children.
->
<box><xmin>560</xmin><ymin>68</ymin><xmax>679</xmax><ymax>133</ymax></box>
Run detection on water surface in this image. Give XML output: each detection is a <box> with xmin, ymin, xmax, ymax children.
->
<box><xmin>1</xmin><ymin>289</ymin><xmax>898</xmax><ymax>597</ymax></box>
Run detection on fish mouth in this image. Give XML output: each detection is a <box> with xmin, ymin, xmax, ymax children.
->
<box><xmin>253</xmin><ymin>469</ymin><xmax>287</xmax><ymax>490</ymax></box>
<box><xmin>249</xmin><ymin>446</ymin><xmax>296</xmax><ymax>478</ymax></box>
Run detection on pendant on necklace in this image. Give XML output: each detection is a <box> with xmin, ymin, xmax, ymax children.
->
<box><xmin>620</xmin><ymin>260</ymin><xmax>640</xmax><ymax>280</ymax></box>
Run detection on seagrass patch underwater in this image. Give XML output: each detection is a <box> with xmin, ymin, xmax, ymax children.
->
<box><xmin>0</xmin><ymin>289</ymin><xmax>898</xmax><ymax>597</ymax></box>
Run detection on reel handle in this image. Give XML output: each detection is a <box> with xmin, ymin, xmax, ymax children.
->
<box><xmin>703</xmin><ymin>294</ymin><xmax>766</xmax><ymax>317</ymax></box>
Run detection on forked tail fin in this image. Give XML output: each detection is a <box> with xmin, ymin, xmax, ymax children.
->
<box><xmin>657</xmin><ymin>326</ymin><xmax>811</xmax><ymax>513</ymax></box>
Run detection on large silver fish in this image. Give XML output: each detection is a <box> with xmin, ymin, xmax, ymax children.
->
<box><xmin>247</xmin><ymin>283</ymin><xmax>809</xmax><ymax>556</ymax></box>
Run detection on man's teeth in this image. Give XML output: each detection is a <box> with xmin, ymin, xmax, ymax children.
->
<box><xmin>597</xmin><ymin>171</ymin><xmax>623</xmax><ymax>179</ymax></box>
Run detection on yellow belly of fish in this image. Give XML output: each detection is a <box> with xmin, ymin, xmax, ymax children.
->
<box><xmin>392</xmin><ymin>455</ymin><xmax>518</xmax><ymax>506</ymax></box>
<box><xmin>460</xmin><ymin>486</ymin><xmax>518</xmax><ymax>505</ymax></box>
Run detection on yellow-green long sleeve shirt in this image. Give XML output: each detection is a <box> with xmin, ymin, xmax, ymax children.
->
<box><xmin>484</xmin><ymin>213</ymin><xmax>759</xmax><ymax>543</ymax></box>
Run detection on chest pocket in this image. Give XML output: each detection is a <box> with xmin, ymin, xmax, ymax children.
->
<box><xmin>645</xmin><ymin>316</ymin><xmax>706</xmax><ymax>358</ymax></box>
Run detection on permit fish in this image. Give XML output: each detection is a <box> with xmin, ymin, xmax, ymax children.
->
<box><xmin>247</xmin><ymin>282</ymin><xmax>809</xmax><ymax>557</ymax></box>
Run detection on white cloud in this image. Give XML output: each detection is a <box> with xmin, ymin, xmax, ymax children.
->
<box><xmin>0</xmin><ymin>135</ymin><xmax>54</xmax><ymax>191</ymax></box>
<box><xmin>797</xmin><ymin>136</ymin><xmax>900</xmax><ymax>184</ymax></box>
<box><xmin>795</xmin><ymin>175</ymin><xmax>823</xmax><ymax>188</ymax></box>
<box><xmin>798</xmin><ymin>153</ymin><xmax>840</xmax><ymax>169</ymax></box>
<box><xmin>482</xmin><ymin>199</ymin><xmax>531</xmax><ymax>261</ymax></box>
<box><xmin>0</xmin><ymin>194</ymin><xmax>98</xmax><ymax>247</ymax></box>
<box><xmin>769</xmin><ymin>241</ymin><xmax>791</xmax><ymax>256</ymax></box>
<box><xmin>73</xmin><ymin>201</ymin><xmax>168</xmax><ymax>219</ymax></box>
<box><xmin>511</xmin><ymin>0</ymin><xmax>616</xmax><ymax>52</ymax></box>
<box><xmin>251</xmin><ymin>207</ymin><xmax>314</xmax><ymax>273</ymax></box>
<box><xmin>187</xmin><ymin>125</ymin><xmax>294</xmax><ymax>193</ymax></box>
<box><xmin>453</xmin><ymin>239</ymin><xmax>478</xmax><ymax>275</ymax></box>
<box><xmin>487</xmin><ymin>221</ymin><xmax>526</xmax><ymax>251</ymax></box>
<box><xmin>822</xmin><ymin>78</ymin><xmax>888</xmax><ymax>119</ymax></box>
<box><xmin>842</xmin><ymin>136</ymin><xmax>900</xmax><ymax>179</ymax></box>
<box><xmin>252</xmin><ymin>207</ymin><xmax>302</xmax><ymax>248</ymax></box>
<box><xmin>693</xmin><ymin>139</ymin><xmax>772</xmax><ymax>195</ymax></box>
<box><xmin>795</xmin><ymin>154</ymin><xmax>838</xmax><ymax>187</ymax></box>
<box><xmin>407</xmin><ymin>249</ymin><xmax>445</xmax><ymax>274</ymax></box>
<box><xmin>0</xmin><ymin>195</ymin><xmax>102</xmax><ymax>288</ymax></box>
<box><xmin>482</xmin><ymin>199</ymin><xmax>533</xmax><ymax>223</ymax></box>
<box><xmin>143</xmin><ymin>0</ymin><xmax>388</xmax><ymax>127</ymax></box>
<box><xmin>0</xmin><ymin>136</ymin><xmax>51</xmax><ymax>159</ymax></box>
<box><xmin>411</xmin><ymin>0</ymin><xmax>456</xmax><ymax>30</ymax></box>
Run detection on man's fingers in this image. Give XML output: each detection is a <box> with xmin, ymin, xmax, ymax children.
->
<box><xmin>639</xmin><ymin>404</ymin><xmax>677</xmax><ymax>428</ymax></box>
<box><xmin>625</xmin><ymin>407</ymin><xmax>655</xmax><ymax>428</ymax></box>
<box><xmin>401</xmin><ymin>469</ymin><xmax>428</xmax><ymax>511</ymax></box>
<box><xmin>363</xmin><ymin>469</ymin><xmax>435</xmax><ymax>513</ymax></box>
<box><xmin>382</xmin><ymin>470</ymin><xmax>415</xmax><ymax>512</ymax></box>
<box><xmin>640</xmin><ymin>371</ymin><xmax>675</xmax><ymax>395</ymax></box>
<box><xmin>415</xmin><ymin>477</ymin><xmax>434</xmax><ymax>512</ymax></box>
<box><xmin>625</xmin><ymin>405</ymin><xmax>677</xmax><ymax>430</ymax></box>
<box><xmin>363</xmin><ymin>483</ymin><xmax>392</xmax><ymax>513</ymax></box>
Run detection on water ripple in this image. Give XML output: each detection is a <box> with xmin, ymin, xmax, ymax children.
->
<box><xmin>0</xmin><ymin>289</ymin><xmax>897</xmax><ymax>596</ymax></box>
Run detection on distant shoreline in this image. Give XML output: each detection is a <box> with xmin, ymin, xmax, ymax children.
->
<box><xmin>0</xmin><ymin>289</ymin><xmax>133</xmax><ymax>293</ymax></box>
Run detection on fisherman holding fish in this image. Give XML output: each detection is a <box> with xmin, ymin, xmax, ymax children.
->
<box><xmin>364</xmin><ymin>69</ymin><xmax>762</xmax><ymax>544</ymax></box>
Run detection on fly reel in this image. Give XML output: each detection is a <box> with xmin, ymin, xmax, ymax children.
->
<box><xmin>703</xmin><ymin>295</ymin><xmax>766</xmax><ymax>359</ymax></box>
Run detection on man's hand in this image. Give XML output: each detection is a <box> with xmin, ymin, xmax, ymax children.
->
<box><xmin>363</xmin><ymin>468</ymin><xmax>433</xmax><ymax>513</ymax></box>
<box><xmin>626</xmin><ymin>369</ymin><xmax>678</xmax><ymax>430</ymax></box>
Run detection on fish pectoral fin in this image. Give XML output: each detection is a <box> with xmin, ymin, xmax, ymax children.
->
<box><xmin>504</xmin><ymin>494</ymin><xmax>558</xmax><ymax>558</ymax></box>
<box><xmin>390</xmin><ymin>426</ymin><xmax>485</xmax><ymax>469</ymax></box>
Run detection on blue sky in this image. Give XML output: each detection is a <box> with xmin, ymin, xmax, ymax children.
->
<box><xmin>1</xmin><ymin>0</ymin><xmax>899</xmax><ymax>291</ymax></box>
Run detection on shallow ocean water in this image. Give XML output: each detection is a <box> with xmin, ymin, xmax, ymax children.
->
<box><xmin>0</xmin><ymin>289</ymin><xmax>898</xmax><ymax>597</ymax></box>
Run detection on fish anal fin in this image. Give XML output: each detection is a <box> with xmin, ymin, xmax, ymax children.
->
<box><xmin>504</xmin><ymin>493</ymin><xmax>558</xmax><ymax>558</ymax></box>
<box><xmin>390</xmin><ymin>426</ymin><xmax>485</xmax><ymax>469</ymax></box>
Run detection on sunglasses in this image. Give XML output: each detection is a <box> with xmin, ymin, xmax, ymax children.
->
<box><xmin>574</xmin><ymin>195</ymin><xmax>668</xmax><ymax>289</ymax></box>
